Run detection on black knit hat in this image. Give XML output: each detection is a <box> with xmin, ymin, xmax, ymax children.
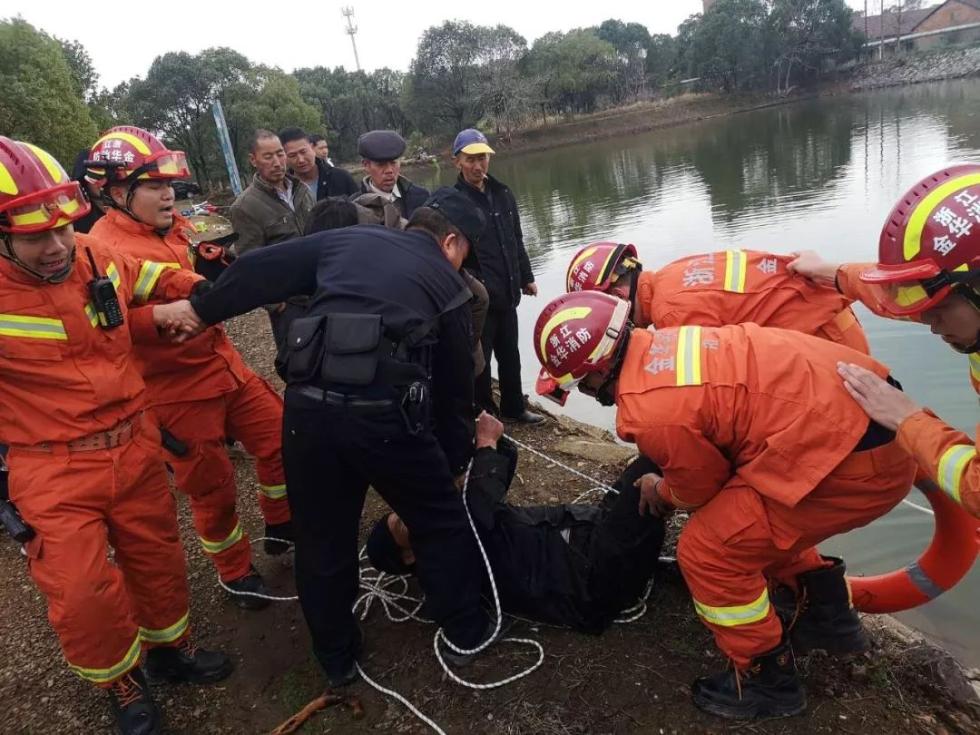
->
<box><xmin>366</xmin><ymin>515</ymin><xmax>413</xmax><ymax>576</ymax></box>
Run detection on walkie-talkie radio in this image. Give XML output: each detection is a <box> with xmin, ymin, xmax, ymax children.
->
<box><xmin>85</xmin><ymin>248</ymin><xmax>124</xmax><ymax>329</ymax></box>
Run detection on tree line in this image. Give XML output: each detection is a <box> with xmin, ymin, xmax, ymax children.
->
<box><xmin>1</xmin><ymin>0</ymin><xmax>864</xmax><ymax>188</ymax></box>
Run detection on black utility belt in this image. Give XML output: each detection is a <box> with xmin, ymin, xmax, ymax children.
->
<box><xmin>283</xmin><ymin>312</ymin><xmax>426</xmax><ymax>387</ymax></box>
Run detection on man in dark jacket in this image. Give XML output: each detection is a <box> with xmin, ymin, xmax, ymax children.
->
<box><xmin>280</xmin><ymin>127</ymin><xmax>358</xmax><ymax>200</ymax></box>
<box><xmin>358</xmin><ymin>130</ymin><xmax>429</xmax><ymax>219</ymax></box>
<box><xmin>229</xmin><ymin>129</ymin><xmax>315</xmax><ymax>351</ymax></box>
<box><xmin>367</xmin><ymin>412</ymin><xmax>666</xmax><ymax>633</ymax></box>
<box><xmin>454</xmin><ymin>129</ymin><xmax>543</xmax><ymax>424</ymax></box>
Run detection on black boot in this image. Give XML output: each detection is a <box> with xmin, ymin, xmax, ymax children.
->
<box><xmin>144</xmin><ymin>638</ymin><xmax>234</xmax><ymax>685</ymax></box>
<box><xmin>692</xmin><ymin>641</ymin><xmax>806</xmax><ymax>720</ymax></box>
<box><xmin>107</xmin><ymin>669</ymin><xmax>161</xmax><ymax>735</ymax></box>
<box><xmin>786</xmin><ymin>557</ymin><xmax>869</xmax><ymax>656</ymax></box>
<box><xmin>223</xmin><ymin>566</ymin><xmax>271</xmax><ymax>610</ymax></box>
<box><xmin>264</xmin><ymin>521</ymin><xmax>293</xmax><ymax>556</ymax></box>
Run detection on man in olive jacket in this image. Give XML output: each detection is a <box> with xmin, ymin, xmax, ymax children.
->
<box><xmin>229</xmin><ymin>129</ymin><xmax>315</xmax><ymax>351</ymax></box>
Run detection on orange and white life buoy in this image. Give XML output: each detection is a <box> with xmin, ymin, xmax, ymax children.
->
<box><xmin>849</xmin><ymin>480</ymin><xmax>980</xmax><ymax>614</ymax></box>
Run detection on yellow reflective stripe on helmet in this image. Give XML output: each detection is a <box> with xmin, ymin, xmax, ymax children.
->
<box><xmin>693</xmin><ymin>588</ymin><xmax>771</xmax><ymax>628</ymax></box>
<box><xmin>0</xmin><ymin>161</ymin><xmax>17</xmax><ymax>196</ymax></box>
<box><xmin>969</xmin><ymin>353</ymin><xmax>980</xmax><ymax>384</ymax></box>
<box><xmin>259</xmin><ymin>483</ymin><xmax>287</xmax><ymax>501</ymax></box>
<box><xmin>538</xmin><ymin>306</ymin><xmax>592</xmax><ymax>359</ymax></box>
<box><xmin>67</xmin><ymin>634</ymin><xmax>140</xmax><ymax>684</ymax></box>
<box><xmin>9</xmin><ymin>195</ymin><xmax>81</xmax><ymax>227</ymax></box>
<box><xmin>133</xmin><ymin>261</ymin><xmax>178</xmax><ymax>303</ymax></box>
<box><xmin>675</xmin><ymin>326</ymin><xmax>703</xmax><ymax>386</ymax></box>
<box><xmin>200</xmin><ymin>523</ymin><xmax>244</xmax><ymax>555</ymax></box>
<box><xmin>139</xmin><ymin>611</ymin><xmax>189</xmax><ymax>645</ymax></box>
<box><xmin>0</xmin><ymin>314</ymin><xmax>68</xmax><ymax>340</ymax></box>
<box><xmin>904</xmin><ymin>173</ymin><xmax>980</xmax><ymax>261</ymax></box>
<box><xmin>723</xmin><ymin>250</ymin><xmax>747</xmax><ymax>293</ymax></box>
<box><xmin>21</xmin><ymin>143</ymin><xmax>67</xmax><ymax>184</ymax></box>
<box><xmin>93</xmin><ymin>130</ymin><xmax>152</xmax><ymax>155</ymax></box>
<box><xmin>937</xmin><ymin>444</ymin><xmax>975</xmax><ymax>505</ymax></box>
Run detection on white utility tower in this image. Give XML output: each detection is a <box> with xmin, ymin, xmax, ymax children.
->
<box><xmin>342</xmin><ymin>7</ymin><xmax>362</xmax><ymax>72</ymax></box>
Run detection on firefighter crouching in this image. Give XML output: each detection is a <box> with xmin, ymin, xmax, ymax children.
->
<box><xmin>86</xmin><ymin>126</ymin><xmax>292</xmax><ymax>608</ymax></box>
<box><xmin>566</xmin><ymin>242</ymin><xmax>869</xmax><ymax>353</ymax></box>
<box><xmin>0</xmin><ymin>137</ymin><xmax>232</xmax><ymax>735</ymax></box>
<box><xmin>789</xmin><ymin>164</ymin><xmax>980</xmax><ymax>519</ymax></box>
<box><xmin>533</xmin><ymin>290</ymin><xmax>917</xmax><ymax>720</ymax></box>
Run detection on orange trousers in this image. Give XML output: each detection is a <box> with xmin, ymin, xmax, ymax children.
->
<box><xmin>677</xmin><ymin>440</ymin><xmax>916</xmax><ymax>667</ymax></box>
<box><xmin>153</xmin><ymin>371</ymin><xmax>288</xmax><ymax>582</ymax></box>
<box><xmin>8</xmin><ymin>416</ymin><xmax>190</xmax><ymax>687</ymax></box>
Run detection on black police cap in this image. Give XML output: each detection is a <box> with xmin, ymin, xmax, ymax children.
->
<box><xmin>357</xmin><ymin>130</ymin><xmax>406</xmax><ymax>162</ymax></box>
<box><xmin>423</xmin><ymin>187</ymin><xmax>487</xmax><ymax>245</ymax></box>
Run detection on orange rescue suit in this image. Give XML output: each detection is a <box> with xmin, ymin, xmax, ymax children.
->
<box><xmin>90</xmin><ymin>209</ymin><xmax>289</xmax><ymax>581</ymax></box>
<box><xmin>616</xmin><ymin>325</ymin><xmax>916</xmax><ymax>665</ymax></box>
<box><xmin>837</xmin><ymin>263</ymin><xmax>980</xmax><ymax>519</ymax></box>
<box><xmin>0</xmin><ymin>237</ymin><xmax>198</xmax><ymax>686</ymax></box>
<box><xmin>635</xmin><ymin>250</ymin><xmax>869</xmax><ymax>353</ymax></box>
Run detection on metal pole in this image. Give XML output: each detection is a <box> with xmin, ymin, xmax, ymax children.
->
<box><xmin>211</xmin><ymin>100</ymin><xmax>243</xmax><ymax>196</ymax></box>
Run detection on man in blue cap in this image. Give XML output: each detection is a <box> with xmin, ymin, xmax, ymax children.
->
<box><xmin>357</xmin><ymin>130</ymin><xmax>430</xmax><ymax>219</ymax></box>
<box><xmin>454</xmin><ymin>129</ymin><xmax>543</xmax><ymax>424</ymax></box>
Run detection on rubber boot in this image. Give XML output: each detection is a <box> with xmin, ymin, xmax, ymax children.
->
<box><xmin>787</xmin><ymin>557</ymin><xmax>869</xmax><ymax>656</ymax></box>
<box><xmin>107</xmin><ymin>669</ymin><xmax>161</xmax><ymax>735</ymax></box>
<box><xmin>223</xmin><ymin>566</ymin><xmax>271</xmax><ymax>610</ymax></box>
<box><xmin>692</xmin><ymin>641</ymin><xmax>806</xmax><ymax>720</ymax></box>
<box><xmin>264</xmin><ymin>521</ymin><xmax>293</xmax><ymax>556</ymax></box>
<box><xmin>144</xmin><ymin>638</ymin><xmax>234</xmax><ymax>685</ymax></box>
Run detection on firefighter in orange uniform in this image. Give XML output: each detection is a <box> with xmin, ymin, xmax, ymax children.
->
<box><xmin>789</xmin><ymin>165</ymin><xmax>980</xmax><ymax>520</ymax></box>
<box><xmin>0</xmin><ymin>137</ymin><xmax>232</xmax><ymax>735</ymax></box>
<box><xmin>565</xmin><ymin>243</ymin><xmax>870</xmax><ymax>353</ymax></box>
<box><xmin>86</xmin><ymin>127</ymin><xmax>292</xmax><ymax>608</ymax></box>
<box><xmin>533</xmin><ymin>290</ymin><xmax>916</xmax><ymax>720</ymax></box>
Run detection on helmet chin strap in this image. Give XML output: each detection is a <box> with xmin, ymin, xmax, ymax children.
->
<box><xmin>0</xmin><ymin>235</ymin><xmax>76</xmax><ymax>284</ymax></box>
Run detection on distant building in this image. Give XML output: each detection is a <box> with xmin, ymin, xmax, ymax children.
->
<box><xmin>854</xmin><ymin>1</ymin><xmax>980</xmax><ymax>54</ymax></box>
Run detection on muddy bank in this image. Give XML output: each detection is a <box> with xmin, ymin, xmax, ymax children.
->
<box><xmin>1</xmin><ymin>308</ymin><xmax>979</xmax><ymax>734</ymax></box>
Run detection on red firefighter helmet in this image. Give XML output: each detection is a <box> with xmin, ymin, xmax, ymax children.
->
<box><xmin>534</xmin><ymin>291</ymin><xmax>632</xmax><ymax>401</ymax></box>
<box><xmin>860</xmin><ymin>164</ymin><xmax>980</xmax><ymax>316</ymax></box>
<box><xmin>86</xmin><ymin>126</ymin><xmax>190</xmax><ymax>184</ymax></box>
<box><xmin>566</xmin><ymin>242</ymin><xmax>640</xmax><ymax>293</ymax></box>
<box><xmin>0</xmin><ymin>137</ymin><xmax>90</xmax><ymax>234</ymax></box>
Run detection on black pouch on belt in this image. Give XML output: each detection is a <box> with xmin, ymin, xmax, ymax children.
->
<box><xmin>284</xmin><ymin>315</ymin><xmax>327</xmax><ymax>383</ymax></box>
<box><xmin>321</xmin><ymin>313</ymin><xmax>383</xmax><ymax>386</ymax></box>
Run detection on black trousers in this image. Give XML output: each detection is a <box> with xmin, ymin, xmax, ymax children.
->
<box><xmin>476</xmin><ymin>307</ymin><xmax>525</xmax><ymax>417</ymax></box>
<box><xmin>281</xmin><ymin>389</ymin><xmax>488</xmax><ymax>677</ymax></box>
<box><xmin>573</xmin><ymin>456</ymin><xmax>666</xmax><ymax>628</ymax></box>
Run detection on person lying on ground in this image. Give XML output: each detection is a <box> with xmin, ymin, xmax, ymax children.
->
<box><xmin>367</xmin><ymin>412</ymin><xmax>667</xmax><ymax>634</ymax></box>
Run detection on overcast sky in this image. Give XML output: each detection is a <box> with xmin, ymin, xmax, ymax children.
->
<box><xmin>7</xmin><ymin>0</ymin><xmax>876</xmax><ymax>89</ymax></box>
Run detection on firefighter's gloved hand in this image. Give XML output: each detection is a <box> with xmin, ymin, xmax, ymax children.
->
<box><xmin>636</xmin><ymin>472</ymin><xmax>674</xmax><ymax>518</ymax></box>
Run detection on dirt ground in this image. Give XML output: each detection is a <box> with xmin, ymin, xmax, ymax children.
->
<box><xmin>1</xmin><ymin>310</ymin><xmax>978</xmax><ymax>734</ymax></box>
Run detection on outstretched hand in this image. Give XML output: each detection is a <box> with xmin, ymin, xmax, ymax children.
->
<box><xmin>475</xmin><ymin>411</ymin><xmax>504</xmax><ymax>449</ymax></box>
<box><xmin>837</xmin><ymin>362</ymin><xmax>922</xmax><ymax>431</ymax></box>
<box><xmin>636</xmin><ymin>472</ymin><xmax>674</xmax><ymax>518</ymax></box>
<box><xmin>153</xmin><ymin>300</ymin><xmax>204</xmax><ymax>343</ymax></box>
<box><xmin>786</xmin><ymin>250</ymin><xmax>840</xmax><ymax>286</ymax></box>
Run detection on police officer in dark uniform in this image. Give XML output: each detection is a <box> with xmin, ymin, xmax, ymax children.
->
<box><xmin>186</xmin><ymin>188</ymin><xmax>491</xmax><ymax>686</ymax></box>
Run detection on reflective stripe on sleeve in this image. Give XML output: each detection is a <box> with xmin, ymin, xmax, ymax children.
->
<box><xmin>937</xmin><ymin>444</ymin><xmax>975</xmax><ymax>505</ymax></box>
